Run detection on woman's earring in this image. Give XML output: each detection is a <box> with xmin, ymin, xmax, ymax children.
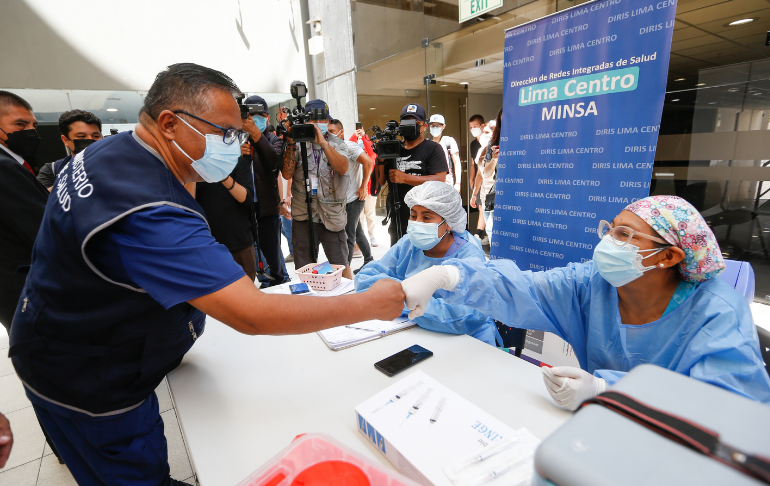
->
<box><xmin>658</xmin><ymin>263</ymin><xmax>665</xmax><ymax>268</ymax></box>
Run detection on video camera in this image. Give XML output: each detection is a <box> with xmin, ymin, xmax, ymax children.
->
<box><xmin>367</xmin><ymin>119</ymin><xmax>419</xmax><ymax>159</ymax></box>
<box><xmin>237</xmin><ymin>95</ymin><xmax>267</xmax><ymax>119</ymax></box>
<box><xmin>274</xmin><ymin>80</ymin><xmax>322</xmax><ymax>143</ymax></box>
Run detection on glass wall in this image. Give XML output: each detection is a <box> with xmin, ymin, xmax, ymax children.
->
<box><xmin>352</xmin><ymin>0</ymin><xmax>770</xmax><ymax>302</ymax></box>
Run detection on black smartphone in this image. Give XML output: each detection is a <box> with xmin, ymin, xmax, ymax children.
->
<box><xmin>356</xmin><ymin>122</ymin><xmax>363</xmax><ymax>130</ymax></box>
<box><xmin>374</xmin><ymin>345</ymin><xmax>433</xmax><ymax>377</ymax></box>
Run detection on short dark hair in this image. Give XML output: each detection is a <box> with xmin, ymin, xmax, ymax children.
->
<box><xmin>141</xmin><ymin>63</ymin><xmax>241</xmax><ymax>121</ymax></box>
<box><xmin>0</xmin><ymin>90</ymin><xmax>33</xmax><ymax>116</ymax></box>
<box><xmin>58</xmin><ymin>109</ymin><xmax>102</xmax><ymax>137</ymax></box>
<box><xmin>329</xmin><ymin>118</ymin><xmax>343</xmax><ymax>129</ymax></box>
<box><xmin>469</xmin><ymin>114</ymin><xmax>485</xmax><ymax>124</ymax></box>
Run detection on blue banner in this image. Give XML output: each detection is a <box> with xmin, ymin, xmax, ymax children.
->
<box><xmin>492</xmin><ymin>0</ymin><xmax>677</xmax><ymax>270</ymax></box>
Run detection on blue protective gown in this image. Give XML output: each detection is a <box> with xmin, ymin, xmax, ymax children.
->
<box><xmin>355</xmin><ymin>232</ymin><xmax>500</xmax><ymax>346</ymax></box>
<box><xmin>438</xmin><ymin>258</ymin><xmax>770</xmax><ymax>404</ymax></box>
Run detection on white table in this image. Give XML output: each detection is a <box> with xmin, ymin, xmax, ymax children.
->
<box><xmin>167</xmin><ymin>290</ymin><xmax>571</xmax><ymax>485</ymax></box>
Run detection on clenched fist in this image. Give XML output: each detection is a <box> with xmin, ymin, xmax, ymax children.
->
<box><xmin>366</xmin><ymin>279</ymin><xmax>407</xmax><ymax>321</ymax></box>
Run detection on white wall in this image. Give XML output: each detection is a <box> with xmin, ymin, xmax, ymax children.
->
<box><xmin>468</xmin><ymin>93</ymin><xmax>503</xmax><ymax>127</ymax></box>
<box><xmin>0</xmin><ymin>0</ymin><xmax>309</xmax><ymax>93</ymax></box>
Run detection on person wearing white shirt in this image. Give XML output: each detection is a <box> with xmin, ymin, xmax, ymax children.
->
<box><xmin>428</xmin><ymin>114</ymin><xmax>462</xmax><ymax>193</ymax></box>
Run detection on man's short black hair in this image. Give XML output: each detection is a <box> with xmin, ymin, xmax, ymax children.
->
<box><xmin>329</xmin><ymin>118</ymin><xmax>343</xmax><ymax>129</ymax></box>
<box><xmin>469</xmin><ymin>114</ymin><xmax>485</xmax><ymax>124</ymax></box>
<box><xmin>58</xmin><ymin>109</ymin><xmax>102</xmax><ymax>137</ymax></box>
<box><xmin>0</xmin><ymin>90</ymin><xmax>33</xmax><ymax>116</ymax></box>
<box><xmin>141</xmin><ymin>63</ymin><xmax>241</xmax><ymax>121</ymax></box>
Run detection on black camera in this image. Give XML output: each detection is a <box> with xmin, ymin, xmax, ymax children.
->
<box><xmin>275</xmin><ymin>80</ymin><xmax>318</xmax><ymax>143</ymax></box>
<box><xmin>368</xmin><ymin>120</ymin><xmax>402</xmax><ymax>159</ymax></box>
<box><xmin>237</xmin><ymin>95</ymin><xmax>267</xmax><ymax>120</ymax></box>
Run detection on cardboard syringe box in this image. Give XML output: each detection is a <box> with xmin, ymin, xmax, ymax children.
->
<box><xmin>355</xmin><ymin>371</ymin><xmax>517</xmax><ymax>486</ymax></box>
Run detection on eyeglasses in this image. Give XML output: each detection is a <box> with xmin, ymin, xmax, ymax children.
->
<box><xmin>597</xmin><ymin>220</ymin><xmax>670</xmax><ymax>247</ymax></box>
<box><xmin>174</xmin><ymin>110</ymin><xmax>249</xmax><ymax>145</ymax></box>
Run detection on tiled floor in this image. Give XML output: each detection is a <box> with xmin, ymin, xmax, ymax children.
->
<box><xmin>0</xmin><ymin>211</ymin><xmax>392</xmax><ymax>485</ymax></box>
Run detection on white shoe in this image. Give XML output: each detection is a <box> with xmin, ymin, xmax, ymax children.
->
<box><xmin>370</xmin><ymin>237</ymin><xmax>378</xmax><ymax>247</ymax></box>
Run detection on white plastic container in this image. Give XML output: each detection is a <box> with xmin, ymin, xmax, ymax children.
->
<box><xmin>295</xmin><ymin>263</ymin><xmax>344</xmax><ymax>291</ymax></box>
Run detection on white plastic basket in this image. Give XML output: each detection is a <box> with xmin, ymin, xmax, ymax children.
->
<box><xmin>295</xmin><ymin>263</ymin><xmax>345</xmax><ymax>291</ymax></box>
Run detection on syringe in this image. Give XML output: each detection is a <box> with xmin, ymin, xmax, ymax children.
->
<box><xmin>405</xmin><ymin>388</ymin><xmax>433</xmax><ymax>420</ymax></box>
<box><xmin>429</xmin><ymin>397</ymin><xmax>447</xmax><ymax>425</ymax></box>
<box><xmin>373</xmin><ymin>381</ymin><xmax>423</xmax><ymax>413</ymax></box>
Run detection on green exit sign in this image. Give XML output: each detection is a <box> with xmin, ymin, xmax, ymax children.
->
<box><xmin>459</xmin><ymin>0</ymin><xmax>504</xmax><ymax>22</ymax></box>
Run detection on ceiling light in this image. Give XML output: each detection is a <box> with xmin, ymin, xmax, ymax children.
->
<box><xmin>708</xmin><ymin>102</ymin><xmax>717</xmax><ymax>104</ymax></box>
<box><xmin>671</xmin><ymin>99</ymin><xmax>680</xmax><ymax>102</ymax></box>
<box><xmin>459</xmin><ymin>82</ymin><xmax>469</xmax><ymax>85</ymax></box>
<box><xmin>728</xmin><ymin>18</ymin><xmax>756</xmax><ymax>26</ymax></box>
<box><xmin>675</xmin><ymin>78</ymin><xmax>686</xmax><ymax>81</ymax></box>
<box><xmin>369</xmin><ymin>107</ymin><xmax>376</xmax><ymax>110</ymax></box>
<box><xmin>106</xmin><ymin>108</ymin><xmax>118</xmax><ymax>112</ymax></box>
<box><xmin>696</xmin><ymin>83</ymin><xmax>706</xmax><ymax>86</ymax></box>
<box><xmin>754</xmin><ymin>92</ymin><xmax>762</xmax><ymax>95</ymax></box>
<box><xmin>728</xmin><ymin>88</ymin><xmax>739</xmax><ymax>92</ymax></box>
<box><xmin>440</xmin><ymin>84</ymin><xmax>448</xmax><ymax>87</ymax></box>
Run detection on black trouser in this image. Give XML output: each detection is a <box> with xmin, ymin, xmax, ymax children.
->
<box><xmin>387</xmin><ymin>201</ymin><xmax>410</xmax><ymax>247</ymax></box>
<box><xmin>345</xmin><ymin>199</ymin><xmax>372</xmax><ymax>265</ymax></box>
<box><xmin>256</xmin><ymin>214</ymin><xmax>287</xmax><ymax>286</ymax></box>
<box><xmin>292</xmin><ymin>219</ymin><xmax>349</xmax><ymax>270</ymax></box>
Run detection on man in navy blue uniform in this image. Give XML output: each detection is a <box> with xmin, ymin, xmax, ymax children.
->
<box><xmin>9</xmin><ymin>63</ymin><xmax>404</xmax><ymax>485</ymax></box>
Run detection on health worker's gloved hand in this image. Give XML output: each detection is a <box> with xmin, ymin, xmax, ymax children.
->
<box><xmin>542</xmin><ymin>366</ymin><xmax>607</xmax><ymax>411</ymax></box>
<box><xmin>401</xmin><ymin>265</ymin><xmax>460</xmax><ymax>319</ymax></box>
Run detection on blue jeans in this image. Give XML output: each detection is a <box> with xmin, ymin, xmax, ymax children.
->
<box><xmin>28</xmin><ymin>389</ymin><xmax>172</xmax><ymax>486</ymax></box>
<box><xmin>281</xmin><ymin>215</ymin><xmax>293</xmax><ymax>255</ymax></box>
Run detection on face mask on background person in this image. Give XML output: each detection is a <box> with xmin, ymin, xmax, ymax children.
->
<box><xmin>174</xmin><ymin>116</ymin><xmax>242</xmax><ymax>183</ymax></box>
<box><xmin>470</xmin><ymin>127</ymin><xmax>482</xmax><ymax>138</ymax></box>
<box><xmin>254</xmin><ymin>115</ymin><xmax>268</xmax><ymax>132</ymax></box>
<box><xmin>430</xmin><ymin>126</ymin><xmax>443</xmax><ymax>138</ymax></box>
<box><xmin>593</xmin><ymin>235</ymin><xmax>668</xmax><ymax>287</ymax></box>
<box><xmin>317</xmin><ymin>123</ymin><xmax>328</xmax><ymax>135</ymax></box>
<box><xmin>72</xmin><ymin>138</ymin><xmax>97</xmax><ymax>154</ymax></box>
<box><xmin>0</xmin><ymin>127</ymin><xmax>41</xmax><ymax>161</ymax></box>
<box><xmin>407</xmin><ymin>219</ymin><xmax>447</xmax><ymax>250</ymax></box>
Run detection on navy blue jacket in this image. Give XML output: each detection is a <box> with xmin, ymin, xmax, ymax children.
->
<box><xmin>10</xmin><ymin>132</ymin><xmax>206</xmax><ymax>415</ymax></box>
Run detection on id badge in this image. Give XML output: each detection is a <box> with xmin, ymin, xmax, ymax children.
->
<box><xmin>310</xmin><ymin>178</ymin><xmax>318</xmax><ymax>196</ymax></box>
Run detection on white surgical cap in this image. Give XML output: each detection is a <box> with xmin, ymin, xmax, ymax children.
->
<box><xmin>404</xmin><ymin>181</ymin><xmax>467</xmax><ymax>233</ymax></box>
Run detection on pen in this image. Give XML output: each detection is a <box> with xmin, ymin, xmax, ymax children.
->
<box><xmin>345</xmin><ymin>325</ymin><xmax>377</xmax><ymax>331</ymax></box>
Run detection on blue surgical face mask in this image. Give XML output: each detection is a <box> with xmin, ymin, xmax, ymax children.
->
<box><xmin>174</xmin><ymin>116</ymin><xmax>242</xmax><ymax>183</ymax></box>
<box><xmin>430</xmin><ymin>126</ymin><xmax>443</xmax><ymax>138</ymax></box>
<box><xmin>254</xmin><ymin>115</ymin><xmax>268</xmax><ymax>132</ymax></box>
<box><xmin>407</xmin><ymin>219</ymin><xmax>447</xmax><ymax>250</ymax></box>
<box><xmin>317</xmin><ymin>122</ymin><xmax>328</xmax><ymax>135</ymax></box>
<box><xmin>593</xmin><ymin>235</ymin><xmax>668</xmax><ymax>287</ymax></box>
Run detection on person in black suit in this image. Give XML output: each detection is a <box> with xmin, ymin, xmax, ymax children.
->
<box><xmin>0</xmin><ymin>91</ymin><xmax>48</xmax><ymax>334</ymax></box>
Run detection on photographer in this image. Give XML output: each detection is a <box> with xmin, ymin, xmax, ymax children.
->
<box><xmin>280</xmin><ymin>99</ymin><xmax>354</xmax><ymax>277</ymax></box>
<box><xmin>328</xmin><ymin>119</ymin><xmax>374</xmax><ymax>273</ymax></box>
<box><xmin>240</xmin><ymin>95</ymin><xmax>287</xmax><ymax>286</ymax></box>
<box><xmin>380</xmin><ymin>103</ymin><xmax>447</xmax><ymax>245</ymax></box>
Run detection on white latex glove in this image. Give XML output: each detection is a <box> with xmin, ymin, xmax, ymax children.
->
<box><xmin>542</xmin><ymin>366</ymin><xmax>607</xmax><ymax>411</ymax></box>
<box><xmin>401</xmin><ymin>265</ymin><xmax>460</xmax><ymax>319</ymax></box>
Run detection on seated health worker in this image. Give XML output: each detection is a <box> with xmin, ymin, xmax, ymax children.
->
<box><xmin>356</xmin><ymin>181</ymin><xmax>500</xmax><ymax>346</ymax></box>
<box><xmin>400</xmin><ymin>195</ymin><xmax>770</xmax><ymax>409</ymax></box>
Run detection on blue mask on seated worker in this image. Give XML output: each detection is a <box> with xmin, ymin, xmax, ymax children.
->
<box><xmin>174</xmin><ymin>116</ymin><xmax>242</xmax><ymax>183</ymax></box>
<box><xmin>254</xmin><ymin>115</ymin><xmax>268</xmax><ymax>132</ymax></box>
<box><xmin>593</xmin><ymin>235</ymin><xmax>667</xmax><ymax>287</ymax></box>
<box><xmin>407</xmin><ymin>219</ymin><xmax>447</xmax><ymax>250</ymax></box>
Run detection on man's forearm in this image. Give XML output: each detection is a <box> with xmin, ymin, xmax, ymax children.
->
<box><xmin>281</xmin><ymin>142</ymin><xmax>297</xmax><ymax>179</ymax></box>
<box><xmin>324</xmin><ymin>145</ymin><xmax>349</xmax><ymax>174</ymax></box>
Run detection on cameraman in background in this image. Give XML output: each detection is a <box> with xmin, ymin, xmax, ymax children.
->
<box><xmin>240</xmin><ymin>95</ymin><xmax>287</xmax><ymax>286</ymax></box>
<box><xmin>380</xmin><ymin>103</ymin><xmax>446</xmax><ymax>245</ymax></box>
<box><xmin>281</xmin><ymin>100</ymin><xmax>354</xmax><ymax>277</ymax></box>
